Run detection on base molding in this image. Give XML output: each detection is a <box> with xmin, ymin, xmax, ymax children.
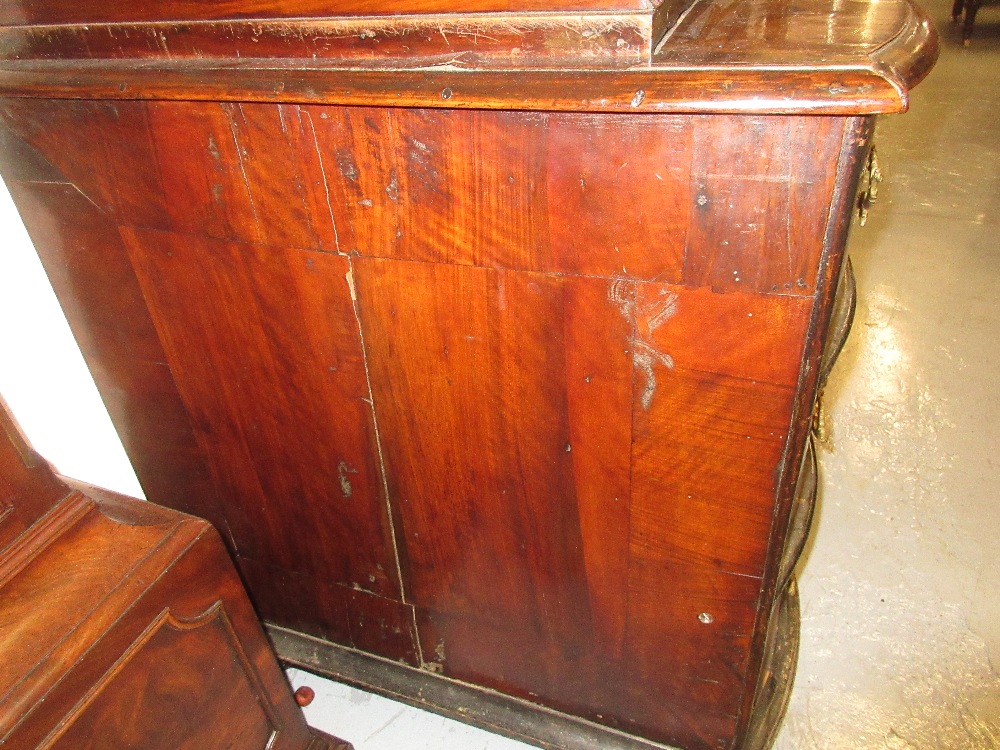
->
<box><xmin>742</xmin><ymin>580</ymin><xmax>801</xmax><ymax>750</ymax></box>
<box><xmin>269</xmin><ymin>625</ymin><xmax>680</xmax><ymax>750</ymax></box>
<box><xmin>306</xmin><ymin>727</ymin><xmax>355</xmax><ymax>750</ymax></box>
<box><xmin>269</xmin><ymin>583</ymin><xmax>799</xmax><ymax>750</ymax></box>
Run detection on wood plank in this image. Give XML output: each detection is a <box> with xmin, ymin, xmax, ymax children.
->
<box><xmin>146</xmin><ymin>101</ymin><xmax>337</xmax><ymax>251</ymax></box>
<box><xmin>355</xmin><ymin>256</ymin><xmax>639</xmax><ymax>717</ymax></box>
<box><xmin>119</xmin><ymin>228</ymin><xmax>404</xmax><ymax>600</ymax></box>
<box><xmin>313</xmin><ymin>107</ymin><xmax>691</xmax><ymax>281</ymax></box>
<box><xmin>354</xmin><ymin>258</ymin><xmax>595</xmax><ymax>638</ymax></box>
<box><xmin>1</xmin><ymin>168</ymin><xmax>225</xmax><ymax>529</ymax></box>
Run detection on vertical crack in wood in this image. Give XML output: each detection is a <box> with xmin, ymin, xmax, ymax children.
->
<box><xmin>301</xmin><ymin>106</ymin><xmax>344</xmax><ymax>255</ymax></box>
<box><xmin>222</xmin><ymin>102</ymin><xmax>264</xmax><ymax>244</ymax></box>
<box><xmin>343</xmin><ymin>260</ymin><xmax>412</xmax><ymax>621</ymax></box>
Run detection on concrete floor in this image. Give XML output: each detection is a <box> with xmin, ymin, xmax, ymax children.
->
<box><xmin>292</xmin><ymin>3</ymin><xmax>1000</xmax><ymax>748</ymax></box>
<box><xmin>773</xmin><ymin>5</ymin><xmax>1000</xmax><ymax>748</ymax></box>
<box><xmin>0</xmin><ymin>1</ymin><xmax>997</xmax><ymax>748</ymax></box>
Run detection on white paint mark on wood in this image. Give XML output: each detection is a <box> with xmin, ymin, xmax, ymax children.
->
<box><xmin>609</xmin><ymin>278</ymin><xmax>678</xmax><ymax>410</ymax></box>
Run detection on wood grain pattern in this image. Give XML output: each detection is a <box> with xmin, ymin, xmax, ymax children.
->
<box><xmin>0</xmin><ymin>17</ymin><xmax>926</xmax><ymax>744</ymax></box>
<box><xmin>119</xmin><ymin>228</ymin><xmax>403</xmax><ymax>599</ymax></box>
<box><xmin>0</xmin><ymin>410</ymin><xmax>351</xmax><ymax>750</ymax></box>
<box><xmin>0</xmin><ymin>0</ymin><xmax>938</xmax><ymax>114</ymax></box>
<box><xmin>46</xmin><ymin>608</ymin><xmax>276</xmax><ymax>750</ymax></box>
<box><xmin>352</xmin><ymin>256</ymin><xmax>812</xmax><ymax>747</ymax></box>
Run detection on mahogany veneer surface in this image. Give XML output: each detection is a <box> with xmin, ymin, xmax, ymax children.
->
<box><xmin>0</xmin><ymin>2</ymin><xmax>936</xmax><ymax>749</ymax></box>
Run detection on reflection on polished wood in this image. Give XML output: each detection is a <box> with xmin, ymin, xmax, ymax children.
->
<box><xmin>0</xmin><ymin>0</ymin><xmax>936</xmax><ymax>113</ymax></box>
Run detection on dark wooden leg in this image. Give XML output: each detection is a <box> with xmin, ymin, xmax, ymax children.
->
<box><xmin>951</xmin><ymin>0</ymin><xmax>964</xmax><ymax>22</ymax></box>
<box><xmin>963</xmin><ymin>0</ymin><xmax>983</xmax><ymax>44</ymax></box>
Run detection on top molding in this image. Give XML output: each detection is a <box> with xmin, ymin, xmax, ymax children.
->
<box><xmin>0</xmin><ymin>0</ymin><xmax>938</xmax><ymax>115</ymax></box>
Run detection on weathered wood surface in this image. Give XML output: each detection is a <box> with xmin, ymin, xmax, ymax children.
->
<box><xmin>0</xmin><ymin>1</ymin><xmax>937</xmax><ymax>747</ymax></box>
<box><xmin>0</xmin><ymin>96</ymin><xmax>876</xmax><ymax>749</ymax></box>
<box><xmin>0</xmin><ymin>0</ymin><xmax>938</xmax><ymax>113</ymax></box>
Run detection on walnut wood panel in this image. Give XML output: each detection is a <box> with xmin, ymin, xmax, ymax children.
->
<box><xmin>144</xmin><ymin>101</ymin><xmax>338</xmax><ymax>250</ymax></box>
<box><xmin>0</xmin><ymin>496</ymin><xmax>185</xmax><ymax>704</ymax></box>
<box><xmin>0</xmin><ymin>22</ymin><xmax>924</xmax><ymax>744</ymax></box>
<box><xmin>355</xmin><ymin>261</ymin><xmax>597</xmax><ymax>631</ymax></box>
<box><xmin>352</xmin><ymin>256</ymin><xmax>811</xmax><ymax>748</ymax></box>
<box><xmin>118</xmin><ymin>228</ymin><xmax>404</xmax><ymax>601</ymax></box>
<box><xmin>313</xmin><ymin>108</ymin><xmax>692</xmax><ymax>281</ymax></box>
<box><xmin>1</xmin><ymin>515</ymin><xmax>344</xmax><ymax>748</ymax></box>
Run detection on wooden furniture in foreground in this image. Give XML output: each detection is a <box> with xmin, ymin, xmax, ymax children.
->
<box><xmin>0</xmin><ymin>2</ymin><xmax>937</xmax><ymax>749</ymax></box>
<box><xmin>0</xmin><ymin>400</ymin><xmax>352</xmax><ymax>750</ymax></box>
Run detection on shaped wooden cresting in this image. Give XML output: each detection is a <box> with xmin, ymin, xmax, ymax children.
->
<box><xmin>0</xmin><ymin>2</ymin><xmax>937</xmax><ymax>749</ymax></box>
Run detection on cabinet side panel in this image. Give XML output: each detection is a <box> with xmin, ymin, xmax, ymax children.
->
<box><xmin>118</xmin><ymin>229</ymin><xmax>406</xmax><ymax>603</ymax></box>
<box><xmin>736</xmin><ymin>115</ymin><xmax>873</xmax><ymax>746</ymax></box>
<box><xmin>309</xmin><ymin>108</ymin><xmax>689</xmax><ymax>281</ymax></box>
<box><xmin>0</xmin><ymin>100</ymin><xmax>227</xmax><ymax>532</ymax></box>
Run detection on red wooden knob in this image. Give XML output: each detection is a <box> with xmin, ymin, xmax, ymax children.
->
<box><xmin>294</xmin><ymin>685</ymin><xmax>315</xmax><ymax>707</ymax></box>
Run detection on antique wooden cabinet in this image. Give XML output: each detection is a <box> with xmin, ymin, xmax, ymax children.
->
<box><xmin>0</xmin><ymin>400</ymin><xmax>352</xmax><ymax>749</ymax></box>
<box><xmin>0</xmin><ymin>2</ymin><xmax>936</xmax><ymax>749</ymax></box>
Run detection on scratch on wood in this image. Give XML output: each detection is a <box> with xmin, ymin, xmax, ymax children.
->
<box><xmin>276</xmin><ymin>103</ymin><xmax>290</xmax><ymax>136</ymax></box>
<box><xmin>68</xmin><ymin>181</ymin><xmax>108</xmax><ymax>215</ymax></box>
<box><xmin>223</xmin><ymin>103</ymin><xmax>264</xmax><ymax>243</ymax></box>
<box><xmin>385</xmin><ymin>169</ymin><xmax>399</xmax><ymax>202</ymax></box>
<box><xmin>206</xmin><ymin>133</ymin><xmax>222</xmax><ymax>164</ymax></box>
<box><xmin>644</xmin><ymin>288</ymin><xmax>679</xmax><ymax>338</ymax></box>
<box><xmin>343</xmin><ymin>256</ymin><xmax>407</xmax><ymax>603</ymax></box>
<box><xmin>345</xmin><ymin>265</ymin><xmax>357</xmax><ymax>302</ymax></box>
<box><xmin>633</xmin><ymin>342</ymin><xmax>673</xmax><ymax>410</ymax></box>
<box><xmin>335</xmin><ymin>150</ymin><xmax>359</xmax><ymax>182</ymax></box>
